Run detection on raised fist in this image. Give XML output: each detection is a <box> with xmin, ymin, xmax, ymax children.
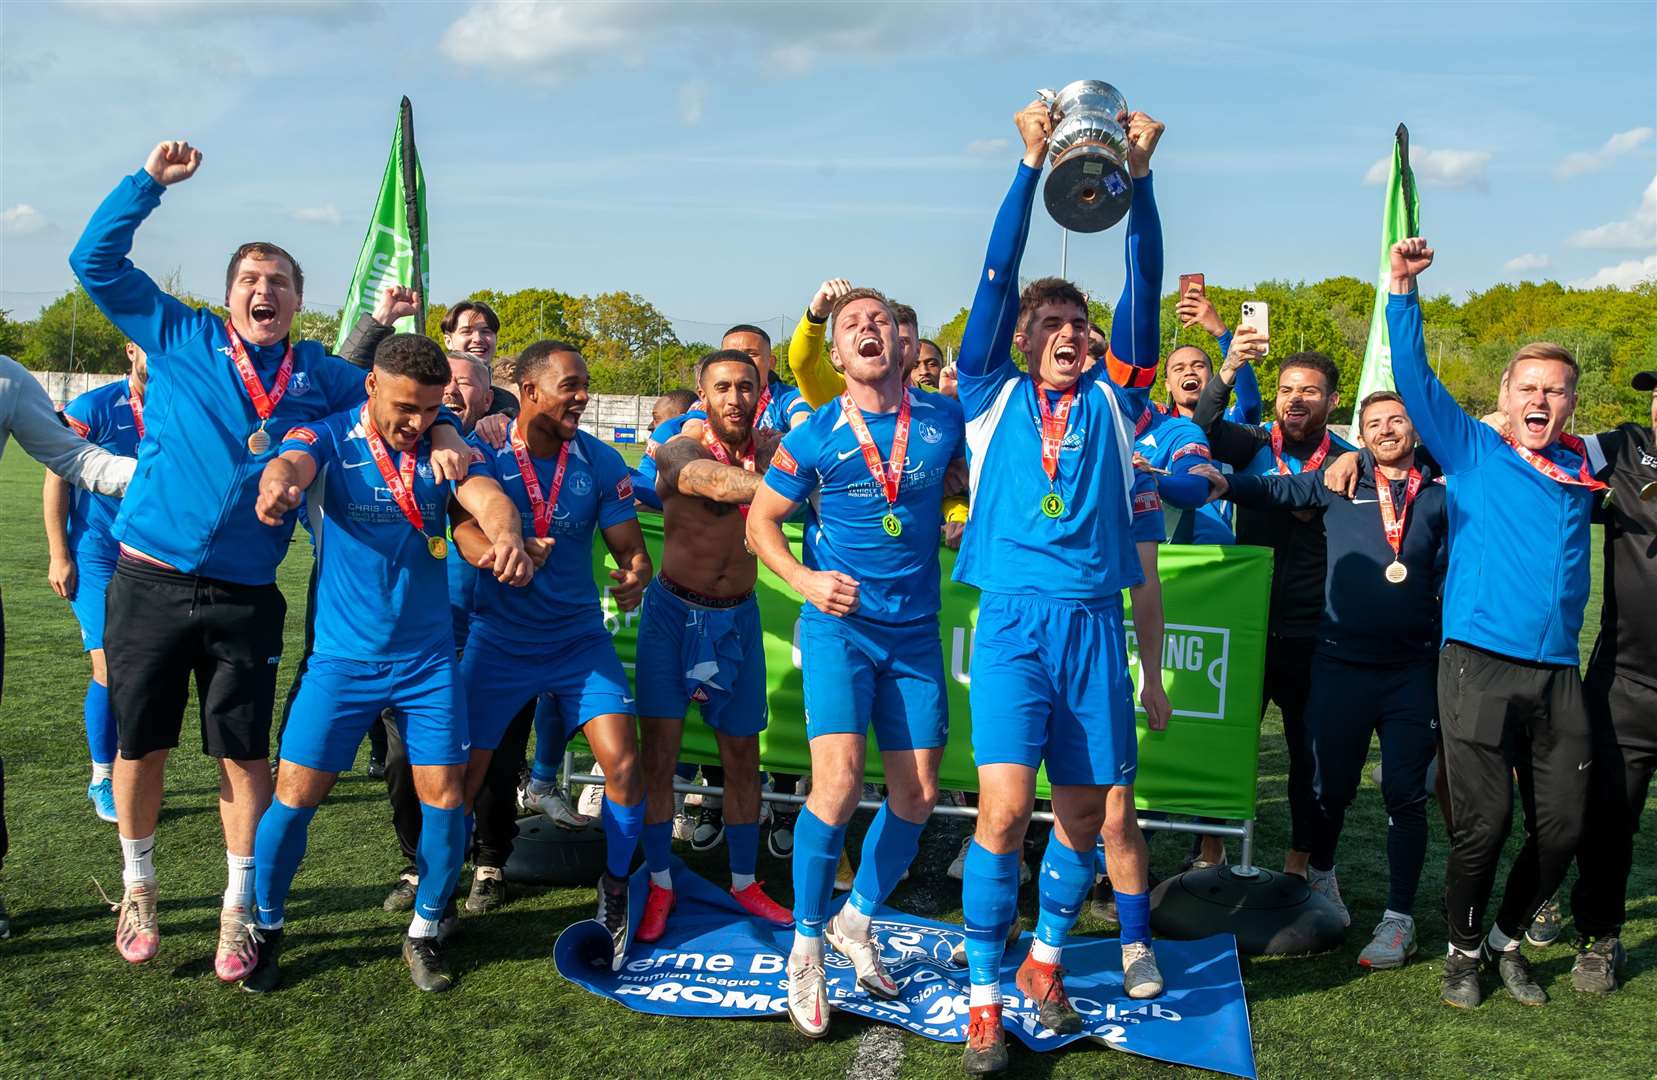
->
<box><xmin>1015</xmin><ymin>100</ymin><xmax>1054</xmax><ymax>167</ymax></box>
<box><xmin>1389</xmin><ymin>237</ymin><xmax>1434</xmax><ymax>284</ymax></box>
<box><xmin>145</xmin><ymin>141</ymin><xmax>202</xmax><ymax>187</ymax></box>
<box><xmin>1123</xmin><ymin>112</ymin><xmax>1165</xmax><ymax>179</ymax></box>
<box><xmin>372</xmin><ymin>286</ymin><xmax>421</xmax><ymax>326</ymax></box>
<box><xmin>809</xmin><ymin>278</ymin><xmax>853</xmax><ymax>321</ymax></box>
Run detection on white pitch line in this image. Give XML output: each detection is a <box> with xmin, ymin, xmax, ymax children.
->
<box><xmin>845</xmin><ymin>1025</ymin><xmax>906</xmax><ymax>1080</ymax></box>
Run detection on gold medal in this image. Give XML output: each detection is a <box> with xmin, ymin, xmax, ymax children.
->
<box><xmin>1640</xmin><ymin>479</ymin><xmax>1657</xmax><ymax>501</ymax></box>
<box><xmin>882</xmin><ymin>512</ymin><xmax>903</xmax><ymax>537</ymax></box>
<box><xmin>1041</xmin><ymin>492</ymin><xmax>1065</xmax><ymax>519</ymax></box>
<box><xmin>246</xmin><ymin>426</ymin><xmax>271</xmax><ymax>455</ymax></box>
<box><xmin>428</xmin><ymin>535</ymin><xmax>448</xmax><ymax>560</ymax></box>
<box><xmin>1384</xmin><ymin>560</ymin><xmax>1408</xmax><ymax>584</ymax></box>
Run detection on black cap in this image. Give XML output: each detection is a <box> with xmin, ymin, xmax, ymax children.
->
<box><xmin>1634</xmin><ymin>371</ymin><xmax>1657</xmax><ymax>391</ymax></box>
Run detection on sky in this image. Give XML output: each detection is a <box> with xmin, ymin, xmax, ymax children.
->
<box><xmin>2</xmin><ymin>0</ymin><xmax>1654</xmax><ymax>342</ymax></box>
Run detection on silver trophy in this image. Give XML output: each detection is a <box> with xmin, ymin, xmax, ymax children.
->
<box><xmin>1037</xmin><ymin>80</ymin><xmax>1132</xmax><ymax>233</ymax></box>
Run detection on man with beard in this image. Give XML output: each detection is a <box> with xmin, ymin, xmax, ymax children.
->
<box><xmin>913</xmin><ymin>340</ymin><xmax>945</xmax><ymax>392</ymax></box>
<box><xmin>68</xmin><ymin>141</ymin><xmax>471</xmax><ymax>979</ymax></box>
<box><xmin>245</xmin><ymin>333</ymin><xmax>530</xmax><ymax>993</ymax></box>
<box><xmin>1386</xmin><ymin>237</ymin><xmax>1598</xmax><ymax>1009</ymax></box>
<box><xmin>634</xmin><ymin>349</ymin><xmax>794</xmax><ymax>942</ymax></box>
<box><xmin>1196</xmin><ymin>391</ymin><xmax>1448</xmax><ymax>969</ymax></box>
<box><xmin>1192</xmin><ymin>336</ymin><xmax>1355</xmax><ymax>882</ymax></box>
<box><xmin>747</xmin><ymin>287</ymin><xmax>966</xmax><ymax>1039</ymax></box>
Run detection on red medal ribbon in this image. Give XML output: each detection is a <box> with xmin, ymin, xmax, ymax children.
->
<box><xmin>1037</xmin><ymin>384</ymin><xmax>1076</xmax><ymax>483</ymax></box>
<box><xmin>1503</xmin><ymin>433</ymin><xmax>1608</xmax><ymax>492</ymax></box>
<box><xmin>1271</xmin><ymin>424</ymin><xmax>1331</xmax><ymax>475</ymax></box>
<box><xmin>509</xmin><ymin>419</ymin><xmax>570</xmax><ymax>538</ymax></box>
<box><xmin>360</xmin><ymin>404</ymin><xmax>426</xmax><ymax>538</ymax></box>
<box><xmin>1375</xmin><ymin>465</ymin><xmax>1423</xmax><ymax>560</ymax></box>
<box><xmin>128</xmin><ymin>377</ymin><xmax>145</xmax><ymax>440</ymax></box>
<box><xmin>838</xmin><ymin>391</ymin><xmax>910</xmax><ymax>510</ymax></box>
<box><xmin>701</xmin><ymin>426</ymin><xmax>757</xmax><ymax>520</ymax></box>
<box><xmin>223</xmin><ymin>318</ymin><xmax>294</xmax><ymax>423</ymax></box>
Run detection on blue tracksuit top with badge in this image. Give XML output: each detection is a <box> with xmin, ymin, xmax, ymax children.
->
<box><xmin>69</xmin><ymin>170</ymin><xmax>456</xmax><ymax>585</ymax></box>
<box><xmin>763</xmin><ymin>388</ymin><xmax>966</xmax><ymax>625</ymax></box>
<box><xmin>278</xmin><ymin>410</ymin><xmax>476</xmax><ymax>661</ymax></box>
<box><xmin>465</xmin><ymin>425</ymin><xmax>637</xmax><ymax>641</ymax></box>
<box><xmin>61</xmin><ymin>378</ymin><xmax>148</xmax><ymax>555</ymax></box>
<box><xmin>1388</xmin><ymin>291</ymin><xmax>1595</xmax><ymax>666</ymax></box>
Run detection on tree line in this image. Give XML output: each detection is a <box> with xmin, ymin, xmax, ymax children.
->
<box><xmin>4</xmin><ymin>275</ymin><xmax>1651</xmax><ymax>432</ymax></box>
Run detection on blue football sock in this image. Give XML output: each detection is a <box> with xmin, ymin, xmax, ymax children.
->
<box><xmin>413</xmin><ymin>802</ymin><xmax>465</xmax><ymax>925</ymax></box>
<box><xmin>84</xmin><ymin>679</ymin><xmax>115</xmax><ymax>766</ymax></box>
<box><xmin>849</xmin><ymin>803</ymin><xmax>926</xmax><ymax>917</ymax></box>
<box><xmin>1033</xmin><ymin>833</ymin><xmax>1095</xmax><ymax>950</ymax></box>
<box><xmin>602</xmin><ymin>797</ymin><xmax>645</xmax><ymax>880</ymax></box>
<box><xmin>1116</xmin><ymin>889</ymin><xmax>1151</xmax><ymax>945</ymax></box>
<box><xmin>791</xmin><ymin>806</ymin><xmax>847</xmax><ymax>938</ymax></box>
<box><xmin>726</xmin><ymin>821</ymin><xmax>759</xmax><ymax>879</ymax></box>
<box><xmin>528</xmin><ymin>697</ymin><xmax>562</xmax><ymax>784</ymax></box>
<box><xmin>961</xmin><ymin>840</ymin><xmax>1021</xmax><ymax>987</ymax></box>
<box><xmin>253</xmin><ymin>798</ymin><xmax>316</xmax><ymax>929</ymax></box>
<box><xmin>641</xmin><ymin>819</ymin><xmax>673</xmax><ymax>875</ymax></box>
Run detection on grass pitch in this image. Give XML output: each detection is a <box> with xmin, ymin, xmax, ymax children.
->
<box><xmin>0</xmin><ymin>447</ymin><xmax>1651</xmax><ymax>1080</ymax></box>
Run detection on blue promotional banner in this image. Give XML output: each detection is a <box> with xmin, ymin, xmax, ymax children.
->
<box><xmin>555</xmin><ymin>861</ymin><xmax>1257</xmax><ymax>1079</ymax></box>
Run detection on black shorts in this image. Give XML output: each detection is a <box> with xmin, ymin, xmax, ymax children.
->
<box><xmin>106</xmin><ymin>558</ymin><xmax>287</xmax><ymax>761</ymax></box>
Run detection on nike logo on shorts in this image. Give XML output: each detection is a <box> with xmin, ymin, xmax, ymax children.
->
<box><xmin>1578</xmin><ymin>760</ymin><xmax>1592</xmax><ymax>770</ymax></box>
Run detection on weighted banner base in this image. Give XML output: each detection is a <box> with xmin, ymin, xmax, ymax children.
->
<box><xmin>502</xmin><ymin>816</ymin><xmax>641</xmax><ymax>887</ymax></box>
<box><xmin>1044</xmin><ymin>153</ymin><xmax>1133</xmax><ymax>233</ymax></box>
<box><xmin>1149</xmin><ymin>866</ymin><xmax>1347</xmax><ymax>957</ymax></box>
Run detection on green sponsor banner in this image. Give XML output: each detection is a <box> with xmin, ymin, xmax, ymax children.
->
<box><xmin>591</xmin><ymin>517</ymin><xmax>1270</xmax><ymax>821</ymax></box>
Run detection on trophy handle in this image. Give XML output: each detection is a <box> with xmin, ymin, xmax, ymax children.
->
<box><xmin>1036</xmin><ymin>87</ymin><xmax>1057</xmax><ymax>112</ymax></box>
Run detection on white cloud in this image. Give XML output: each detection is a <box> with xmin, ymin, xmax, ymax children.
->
<box><xmin>1503</xmin><ymin>253</ymin><xmax>1550</xmax><ymax>273</ymax></box>
<box><xmin>678</xmin><ymin>81</ymin><xmax>707</xmax><ymax>126</ymax></box>
<box><xmin>1364</xmin><ymin>147</ymin><xmax>1491</xmax><ymax>191</ymax></box>
<box><xmin>1570</xmin><ymin>254</ymin><xmax>1657</xmax><ymax>290</ymax></box>
<box><xmin>290</xmin><ymin>203</ymin><xmax>344</xmax><ymax>226</ymax></box>
<box><xmin>966</xmin><ymin>138</ymin><xmax>1010</xmax><ymax>158</ymax></box>
<box><xmin>1567</xmin><ymin>176</ymin><xmax>1657</xmax><ymax>250</ymax></box>
<box><xmin>1555</xmin><ymin>127</ymin><xmax>1654</xmax><ymax>178</ymax></box>
<box><xmin>1</xmin><ymin>204</ymin><xmax>47</xmax><ymax>236</ymax></box>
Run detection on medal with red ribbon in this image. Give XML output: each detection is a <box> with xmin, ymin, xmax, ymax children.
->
<box><xmin>509</xmin><ymin>419</ymin><xmax>570</xmax><ymax>539</ymax></box>
<box><xmin>128</xmin><ymin>377</ymin><xmax>146</xmax><ymax>440</ymax></box>
<box><xmin>701</xmin><ymin>425</ymin><xmax>756</xmax><ymax>520</ymax></box>
<box><xmin>838</xmin><ymin>391</ymin><xmax>910</xmax><ymax>537</ymax></box>
<box><xmin>1037</xmin><ymin>384</ymin><xmax>1076</xmax><ymax>519</ymax></box>
<box><xmin>1503</xmin><ymin>433</ymin><xmax>1608</xmax><ymax>493</ymax></box>
<box><xmin>223</xmin><ymin>319</ymin><xmax>294</xmax><ymax>456</ymax></box>
<box><xmin>361</xmin><ymin>404</ymin><xmax>445</xmax><ymax>559</ymax></box>
<box><xmin>1375</xmin><ymin>465</ymin><xmax>1422</xmax><ymax>584</ymax></box>
<box><xmin>1270</xmin><ymin>423</ymin><xmax>1331</xmax><ymax>475</ymax></box>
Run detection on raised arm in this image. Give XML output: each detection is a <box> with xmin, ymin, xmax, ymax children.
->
<box><xmin>334</xmin><ymin>287</ymin><xmax>417</xmax><ymax>369</ymax></box>
<box><xmin>1386</xmin><ymin>239</ymin><xmax>1487</xmax><ymax>474</ymax></box>
<box><xmin>655</xmin><ymin>434</ymin><xmax>763</xmax><ymax>504</ymax></box>
<box><xmin>959</xmin><ymin>102</ymin><xmax>1050</xmax><ymax>380</ymax></box>
<box><xmin>68</xmin><ymin>142</ymin><xmax>211</xmax><ymax>357</ymax></box>
<box><xmin>1108</xmin><ymin>112</ymin><xmax>1168</xmax><ymax>374</ymax></box>
<box><xmin>789</xmin><ymin>280</ymin><xmax>850</xmax><ymax>408</ymax></box>
<box><xmin>1</xmin><ymin>361</ymin><xmax>134</xmax><ymax>496</ymax></box>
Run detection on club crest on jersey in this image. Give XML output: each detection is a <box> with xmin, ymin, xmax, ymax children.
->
<box><xmin>289</xmin><ymin>371</ymin><xmax>311</xmax><ymax>397</ymax></box>
<box><xmin>416</xmin><ymin>460</ymin><xmax>434</xmax><ymax>479</ymax></box>
<box><xmin>918</xmin><ymin>420</ymin><xmax>942</xmax><ymax>445</ymax></box>
<box><xmin>569</xmin><ymin>471</ymin><xmax>593</xmax><ymax>497</ymax></box>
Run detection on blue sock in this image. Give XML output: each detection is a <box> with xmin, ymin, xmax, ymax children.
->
<box><xmin>529</xmin><ymin>697</ymin><xmax>562</xmax><ymax>784</ymax></box>
<box><xmin>726</xmin><ymin>822</ymin><xmax>759</xmax><ymax>880</ymax></box>
<box><xmin>961</xmin><ymin>840</ymin><xmax>1021</xmax><ymax>986</ymax></box>
<box><xmin>84</xmin><ymin>679</ymin><xmax>115</xmax><ymax>766</ymax></box>
<box><xmin>791</xmin><ymin>807</ymin><xmax>847</xmax><ymax>938</ymax></box>
<box><xmin>849</xmin><ymin>803</ymin><xmax>926</xmax><ymax>916</ymax></box>
<box><xmin>1116</xmin><ymin>889</ymin><xmax>1151</xmax><ymax>945</ymax></box>
<box><xmin>414</xmin><ymin>802</ymin><xmax>465</xmax><ymax>924</ymax></box>
<box><xmin>1034</xmin><ymin>833</ymin><xmax>1095</xmax><ymax>950</ymax></box>
<box><xmin>602</xmin><ymin>797</ymin><xmax>645</xmax><ymax>880</ymax></box>
<box><xmin>253</xmin><ymin>798</ymin><xmax>316</xmax><ymax>929</ymax></box>
<box><xmin>642</xmin><ymin>820</ymin><xmax>673</xmax><ymax>875</ymax></box>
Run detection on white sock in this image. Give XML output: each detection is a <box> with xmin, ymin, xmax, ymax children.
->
<box><xmin>1382</xmin><ymin>909</ymin><xmax>1414</xmax><ymax>926</ymax></box>
<box><xmin>969</xmin><ymin>982</ymin><xmax>1001</xmax><ymax>1008</ymax></box>
<box><xmin>1447</xmin><ymin>943</ymin><xmax>1480</xmax><ymax>958</ymax></box>
<box><xmin>409</xmin><ymin>914</ymin><xmax>441</xmax><ymax>939</ymax></box>
<box><xmin>91</xmin><ymin>762</ymin><xmax>113</xmax><ymax>783</ymax></box>
<box><xmin>790</xmin><ymin>931</ymin><xmax>823</xmax><ymax>966</ymax></box>
<box><xmin>731</xmin><ymin>872</ymin><xmax>756</xmax><ymax>891</ymax></box>
<box><xmin>837</xmin><ymin>902</ymin><xmax>872</xmax><ymax>940</ymax></box>
<box><xmin>120</xmin><ymin>833</ymin><xmax>155</xmax><ymax>885</ymax></box>
<box><xmin>224</xmin><ymin>852</ymin><xmax>256</xmax><ymax>911</ymax></box>
<box><xmin>650</xmin><ymin>869</ymin><xmax>673</xmax><ymax>890</ymax></box>
<box><xmin>1487</xmin><ymin>924</ymin><xmax>1519</xmax><ymax>952</ymax></box>
<box><xmin>1030</xmin><ymin>939</ymin><xmax>1063</xmax><ymax>965</ymax></box>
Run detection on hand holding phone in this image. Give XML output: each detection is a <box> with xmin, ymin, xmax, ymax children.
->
<box><xmin>1239</xmin><ymin>301</ymin><xmax>1270</xmax><ymax>358</ymax></box>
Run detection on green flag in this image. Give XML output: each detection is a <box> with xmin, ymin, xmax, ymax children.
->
<box><xmin>1355</xmin><ymin>124</ymin><xmax>1421</xmax><ymax>406</ymax></box>
<box><xmin>334</xmin><ymin>97</ymin><xmax>428</xmax><ymax>353</ymax></box>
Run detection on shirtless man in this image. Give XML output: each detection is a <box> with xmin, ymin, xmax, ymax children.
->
<box><xmin>633</xmin><ymin>348</ymin><xmax>794</xmax><ymax>940</ymax></box>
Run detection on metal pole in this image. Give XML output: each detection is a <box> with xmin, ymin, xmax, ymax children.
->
<box><xmin>1060</xmin><ymin>228</ymin><xmax>1069</xmax><ymax>280</ymax></box>
<box><xmin>1232</xmin><ymin>819</ymin><xmax>1260</xmax><ymax>878</ymax></box>
<box><xmin>68</xmin><ymin>288</ymin><xmax>79</xmax><ymax>371</ymax></box>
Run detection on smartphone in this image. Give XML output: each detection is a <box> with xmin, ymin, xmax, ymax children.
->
<box><xmin>1178</xmin><ymin>273</ymin><xmax>1205</xmax><ymax>298</ymax></box>
<box><xmin>1239</xmin><ymin>300</ymin><xmax>1269</xmax><ymax>358</ymax></box>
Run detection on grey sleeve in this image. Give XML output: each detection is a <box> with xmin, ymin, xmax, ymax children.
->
<box><xmin>0</xmin><ymin>357</ymin><xmax>134</xmax><ymax>496</ymax></box>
